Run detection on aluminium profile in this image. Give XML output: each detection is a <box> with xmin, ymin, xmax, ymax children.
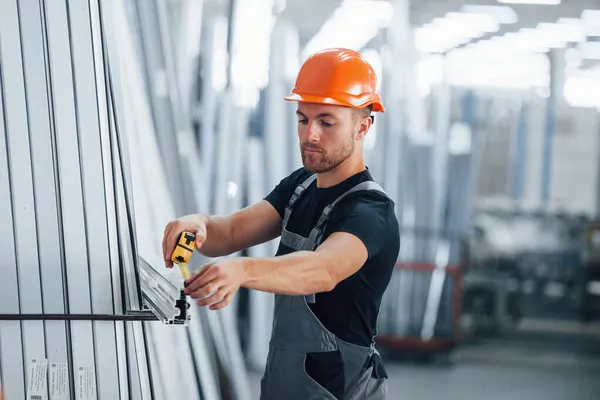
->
<box><xmin>138</xmin><ymin>257</ymin><xmax>190</xmax><ymax>326</ymax></box>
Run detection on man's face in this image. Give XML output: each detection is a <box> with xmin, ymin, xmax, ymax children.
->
<box><xmin>296</xmin><ymin>102</ymin><xmax>367</xmax><ymax>173</ymax></box>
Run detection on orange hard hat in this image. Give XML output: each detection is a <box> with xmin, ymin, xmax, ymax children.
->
<box><xmin>284</xmin><ymin>48</ymin><xmax>385</xmax><ymax>113</ymax></box>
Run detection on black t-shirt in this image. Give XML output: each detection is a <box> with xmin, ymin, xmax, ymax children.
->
<box><xmin>264</xmin><ymin>167</ymin><xmax>400</xmax><ymax>397</ymax></box>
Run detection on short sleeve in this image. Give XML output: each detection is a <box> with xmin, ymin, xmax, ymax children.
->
<box><xmin>322</xmin><ymin>194</ymin><xmax>393</xmax><ymax>260</ymax></box>
<box><xmin>264</xmin><ymin>167</ymin><xmax>310</xmax><ymax>219</ymax></box>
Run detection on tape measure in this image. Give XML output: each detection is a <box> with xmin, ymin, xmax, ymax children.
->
<box><xmin>171</xmin><ymin>231</ymin><xmax>195</xmax><ymax>281</ymax></box>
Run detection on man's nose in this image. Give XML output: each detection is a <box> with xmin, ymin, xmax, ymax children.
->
<box><xmin>307</xmin><ymin>123</ymin><xmax>321</xmax><ymax>142</ymax></box>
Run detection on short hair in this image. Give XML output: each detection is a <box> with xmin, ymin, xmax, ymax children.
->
<box><xmin>353</xmin><ymin>104</ymin><xmax>373</xmax><ymax>121</ymax></box>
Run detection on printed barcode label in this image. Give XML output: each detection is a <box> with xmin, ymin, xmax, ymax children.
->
<box><xmin>26</xmin><ymin>358</ymin><xmax>48</xmax><ymax>400</ymax></box>
<box><xmin>49</xmin><ymin>362</ymin><xmax>68</xmax><ymax>400</ymax></box>
<box><xmin>76</xmin><ymin>366</ymin><xmax>97</xmax><ymax>400</ymax></box>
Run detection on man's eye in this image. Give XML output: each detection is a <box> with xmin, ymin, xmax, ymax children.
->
<box><xmin>298</xmin><ymin>119</ymin><xmax>308</xmax><ymax>125</ymax></box>
<box><xmin>320</xmin><ymin>121</ymin><xmax>334</xmax><ymax>127</ymax></box>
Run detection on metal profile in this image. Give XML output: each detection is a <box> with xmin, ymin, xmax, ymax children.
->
<box><xmin>138</xmin><ymin>257</ymin><xmax>190</xmax><ymax>326</ymax></box>
<box><xmin>0</xmin><ymin>15</ymin><xmax>26</xmax><ymax>399</ymax></box>
<box><xmin>90</xmin><ymin>0</ymin><xmax>132</xmax><ymax>396</ymax></box>
<box><xmin>67</xmin><ymin>0</ymin><xmax>123</xmax><ymax>396</ymax></box>
<box><xmin>44</xmin><ymin>2</ymin><xmax>101</xmax><ymax>397</ymax></box>
<box><xmin>19</xmin><ymin>1</ymin><xmax>73</xmax><ymax>399</ymax></box>
<box><xmin>0</xmin><ymin>2</ymin><xmax>49</xmax><ymax>399</ymax></box>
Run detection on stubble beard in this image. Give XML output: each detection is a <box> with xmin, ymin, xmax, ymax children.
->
<box><xmin>301</xmin><ymin>136</ymin><xmax>355</xmax><ymax>174</ymax></box>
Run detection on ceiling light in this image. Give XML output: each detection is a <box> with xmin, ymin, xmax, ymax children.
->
<box><xmin>497</xmin><ymin>0</ymin><xmax>560</xmax><ymax>4</ymax></box>
<box><xmin>461</xmin><ymin>5</ymin><xmax>518</xmax><ymax>24</ymax></box>
<box><xmin>581</xmin><ymin>10</ymin><xmax>600</xmax><ymax>36</ymax></box>
<box><xmin>564</xmin><ymin>74</ymin><xmax>600</xmax><ymax>108</ymax></box>
<box><xmin>578</xmin><ymin>42</ymin><xmax>600</xmax><ymax>60</ymax></box>
<box><xmin>537</xmin><ymin>22</ymin><xmax>584</xmax><ymax>43</ymax></box>
<box><xmin>443</xmin><ymin>12</ymin><xmax>500</xmax><ymax>33</ymax></box>
<box><xmin>303</xmin><ymin>0</ymin><xmax>394</xmax><ymax>57</ymax></box>
<box><xmin>414</xmin><ymin>11</ymin><xmax>500</xmax><ymax>53</ymax></box>
<box><xmin>518</xmin><ymin>27</ymin><xmax>566</xmax><ymax>49</ymax></box>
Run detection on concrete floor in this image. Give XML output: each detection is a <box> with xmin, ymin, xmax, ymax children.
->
<box><xmin>247</xmin><ymin>321</ymin><xmax>600</xmax><ymax>400</ymax></box>
<box><xmin>381</xmin><ymin>360</ymin><xmax>599</xmax><ymax>400</ymax></box>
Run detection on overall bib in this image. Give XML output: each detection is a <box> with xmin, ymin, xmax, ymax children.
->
<box><xmin>260</xmin><ymin>174</ymin><xmax>389</xmax><ymax>400</ymax></box>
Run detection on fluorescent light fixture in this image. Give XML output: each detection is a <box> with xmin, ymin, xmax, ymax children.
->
<box><xmin>581</xmin><ymin>10</ymin><xmax>600</xmax><ymax>36</ymax></box>
<box><xmin>578</xmin><ymin>42</ymin><xmax>600</xmax><ymax>60</ymax></box>
<box><xmin>230</xmin><ymin>0</ymin><xmax>275</xmax><ymax>94</ymax></box>
<box><xmin>564</xmin><ymin>73</ymin><xmax>600</xmax><ymax>108</ymax></box>
<box><xmin>443</xmin><ymin>12</ymin><xmax>500</xmax><ymax>33</ymax></box>
<box><xmin>461</xmin><ymin>5</ymin><xmax>518</xmax><ymax>24</ymax></box>
<box><xmin>414</xmin><ymin>12</ymin><xmax>499</xmax><ymax>53</ymax></box>
<box><xmin>446</xmin><ymin>44</ymin><xmax>550</xmax><ymax>89</ymax></box>
<box><xmin>537</xmin><ymin>22</ymin><xmax>583</xmax><ymax>44</ymax></box>
<box><xmin>581</xmin><ymin>9</ymin><xmax>600</xmax><ymax>22</ymax></box>
<box><xmin>497</xmin><ymin>0</ymin><xmax>560</xmax><ymax>4</ymax></box>
<box><xmin>303</xmin><ymin>0</ymin><xmax>394</xmax><ymax>58</ymax></box>
<box><xmin>517</xmin><ymin>27</ymin><xmax>565</xmax><ymax>49</ymax></box>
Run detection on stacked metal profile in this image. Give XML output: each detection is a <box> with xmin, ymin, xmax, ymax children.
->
<box><xmin>0</xmin><ymin>0</ymin><xmax>253</xmax><ymax>399</ymax></box>
<box><xmin>372</xmin><ymin>1</ymin><xmax>481</xmax><ymax>342</ymax></box>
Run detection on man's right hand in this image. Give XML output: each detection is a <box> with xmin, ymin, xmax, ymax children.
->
<box><xmin>162</xmin><ymin>214</ymin><xmax>208</xmax><ymax>268</ymax></box>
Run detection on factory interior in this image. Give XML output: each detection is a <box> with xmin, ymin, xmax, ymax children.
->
<box><xmin>1</xmin><ymin>0</ymin><xmax>600</xmax><ymax>399</ymax></box>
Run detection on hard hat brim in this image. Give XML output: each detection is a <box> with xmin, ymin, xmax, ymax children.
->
<box><xmin>284</xmin><ymin>92</ymin><xmax>385</xmax><ymax>113</ymax></box>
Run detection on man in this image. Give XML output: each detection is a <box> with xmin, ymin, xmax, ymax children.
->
<box><xmin>162</xmin><ymin>48</ymin><xmax>399</xmax><ymax>399</ymax></box>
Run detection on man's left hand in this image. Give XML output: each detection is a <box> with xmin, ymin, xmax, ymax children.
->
<box><xmin>183</xmin><ymin>258</ymin><xmax>247</xmax><ymax>310</ymax></box>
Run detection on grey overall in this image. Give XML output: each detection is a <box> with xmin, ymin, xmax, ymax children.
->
<box><xmin>260</xmin><ymin>174</ymin><xmax>389</xmax><ymax>400</ymax></box>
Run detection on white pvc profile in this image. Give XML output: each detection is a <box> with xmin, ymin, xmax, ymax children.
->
<box><xmin>0</xmin><ymin>24</ymin><xmax>26</xmax><ymax>400</ymax></box>
<box><xmin>105</xmin><ymin>3</ymin><xmax>217</xmax><ymax>400</ymax></box>
<box><xmin>124</xmin><ymin>321</ymin><xmax>148</xmax><ymax>400</ymax></box>
<box><xmin>105</xmin><ymin>78</ymin><xmax>150</xmax><ymax>400</ymax></box>
<box><xmin>0</xmin><ymin>3</ymin><xmax>49</xmax><ymax>400</ymax></box>
<box><xmin>67</xmin><ymin>1</ymin><xmax>123</xmax><ymax>397</ymax></box>
<box><xmin>90</xmin><ymin>0</ymin><xmax>131</xmax><ymax>396</ymax></box>
<box><xmin>245</xmin><ymin>137</ymin><xmax>274</xmax><ymax>371</ymax></box>
<box><xmin>175</xmin><ymin>0</ymin><xmax>205</xmax><ymax>120</ymax></box>
<box><xmin>185</xmin><ymin>308</ymin><xmax>221</xmax><ymax>400</ymax></box>
<box><xmin>142</xmin><ymin>322</ymin><xmax>167</xmax><ymax>400</ymax></box>
<box><xmin>103</xmin><ymin>33</ymin><xmax>152</xmax><ymax>400</ymax></box>
<box><xmin>155</xmin><ymin>0</ymin><xmax>206</xmax><ymax>216</ymax></box>
<box><xmin>43</xmin><ymin>0</ymin><xmax>98</xmax><ymax>396</ymax></box>
<box><xmin>134</xmin><ymin>1</ymin><xmax>190</xmax><ymax>215</ymax></box>
<box><xmin>17</xmin><ymin>1</ymin><xmax>73</xmax><ymax>398</ymax></box>
<box><xmin>101</xmin><ymin>0</ymin><xmax>144</xmax><ymax>315</ymax></box>
<box><xmin>265</xmin><ymin>23</ymin><xmax>290</xmax><ymax>190</ymax></box>
<box><xmin>213</xmin><ymin>90</ymin><xmax>252</xmax><ymax>400</ymax></box>
<box><xmin>198</xmin><ymin>17</ymin><xmax>223</xmax><ymax>214</ymax></box>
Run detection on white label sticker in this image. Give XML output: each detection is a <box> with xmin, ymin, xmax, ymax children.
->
<box><xmin>49</xmin><ymin>363</ymin><xmax>68</xmax><ymax>400</ymax></box>
<box><xmin>76</xmin><ymin>366</ymin><xmax>97</xmax><ymax>400</ymax></box>
<box><xmin>26</xmin><ymin>358</ymin><xmax>48</xmax><ymax>400</ymax></box>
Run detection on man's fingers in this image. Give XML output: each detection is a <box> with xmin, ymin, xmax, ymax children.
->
<box><xmin>189</xmin><ymin>279</ymin><xmax>223</xmax><ymax>300</ymax></box>
<box><xmin>185</xmin><ymin>263</ymin><xmax>211</xmax><ymax>284</ymax></box>
<box><xmin>162</xmin><ymin>223</ymin><xmax>171</xmax><ymax>265</ymax></box>
<box><xmin>195</xmin><ymin>225</ymin><xmax>207</xmax><ymax>250</ymax></box>
<box><xmin>184</xmin><ymin>264</ymin><xmax>220</xmax><ymax>294</ymax></box>
<box><xmin>209</xmin><ymin>292</ymin><xmax>232</xmax><ymax>311</ymax></box>
<box><xmin>195</xmin><ymin>289</ymin><xmax>226</xmax><ymax>307</ymax></box>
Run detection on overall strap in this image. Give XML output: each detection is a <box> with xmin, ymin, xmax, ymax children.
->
<box><xmin>283</xmin><ymin>174</ymin><xmax>317</xmax><ymax>227</ymax></box>
<box><xmin>304</xmin><ymin>181</ymin><xmax>388</xmax><ymax>304</ymax></box>
<box><xmin>308</xmin><ymin>181</ymin><xmax>388</xmax><ymax>246</ymax></box>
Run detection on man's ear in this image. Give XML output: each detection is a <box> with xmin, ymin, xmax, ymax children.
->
<box><xmin>356</xmin><ymin>116</ymin><xmax>372</xmax><ymax>140</ymax></box>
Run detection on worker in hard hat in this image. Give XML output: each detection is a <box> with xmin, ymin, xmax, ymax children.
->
<box><xmin>163</xmin><ymin>48</ymin><xmax>399</xmax><ymax>399</ymax></box>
